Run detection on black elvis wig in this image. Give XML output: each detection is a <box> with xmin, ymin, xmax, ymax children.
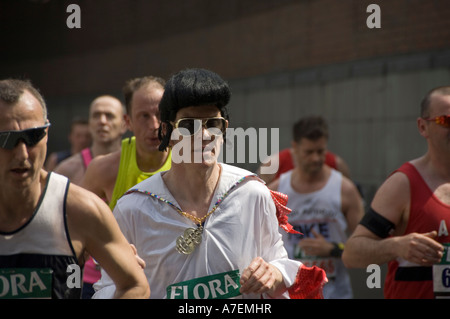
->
<box><xmin>158</xmin><ymin>68</ymin><xmax>231</xmax><ymax>151</ymax></box>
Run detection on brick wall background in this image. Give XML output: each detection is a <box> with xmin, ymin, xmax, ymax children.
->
<box><xmin>2</xmin><ymin>0</ymin><xmax>449</xmax><ymax>95</ymax></box>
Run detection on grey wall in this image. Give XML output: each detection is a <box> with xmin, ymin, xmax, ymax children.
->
<box><xmin>228</xmin><ymin>54</ymin><xmax>450</xmax><ymax>203</ymax></box>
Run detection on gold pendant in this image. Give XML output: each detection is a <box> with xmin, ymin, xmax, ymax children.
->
<box><xmin>176</xmin><ymin>227</ymin><xmax>203</xmax><ymax>255</ymax></box>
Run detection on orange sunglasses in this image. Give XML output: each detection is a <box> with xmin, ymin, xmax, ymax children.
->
<box><xmin>423</xmin><ymin>115</ymin><xmax>450</xmax><ymax>128</ymax></box>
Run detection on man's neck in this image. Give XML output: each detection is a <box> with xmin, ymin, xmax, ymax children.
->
<box><xmin>412</xmin><ymin>153</ymin><xmax>450</xmax><ymax>192</ymax></box>
<box><xmin>162</xmin><ymin>163</ymin><xmax>221</xmax><ymax>216</ymax></box>
<box><xmin>135</xmin><ymin>147</ymin><xmax>169</xmax><ymax>173</ymax></box>
<box><xmin>0</xmin><ymin>170</ymin><xmax>46</xmax><ymax>233</ymax></box>
<box><xmin>291</xmin><ymin>165</ymin><xmax>331</xmax><ymax>193</ymax></box>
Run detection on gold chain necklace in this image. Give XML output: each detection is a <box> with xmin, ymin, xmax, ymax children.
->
<box><xmin>124</xmin><ymin>172</ymin><xmax>253</xmax><ymax>255</ymax></box>
<box><xmin>177</xmin><ymin>205</ymin><xmax>219</xmax><ymax>225</ymax></box>
<box><xmin>174</xmin><ymin>198</ymin><xmax>221</xmax><ymax>255</ymax></box>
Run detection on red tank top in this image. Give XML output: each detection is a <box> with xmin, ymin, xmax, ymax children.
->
<box><xmin>384</xmin><ymin>162</ymin><xmax>450</xmax><ymax>299</ymax></box>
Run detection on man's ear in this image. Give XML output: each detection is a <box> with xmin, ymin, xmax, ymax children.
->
<box><xmin>417</xmin><ymin>117</ymin><xmax>429</xmax><ymax>138</ymax></box>
<box><xmin>124</xmin><ymin>114</ymin><xmax>133</xmax><ymax>132</ymax></box>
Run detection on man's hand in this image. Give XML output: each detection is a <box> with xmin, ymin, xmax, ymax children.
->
<box><xmin>394</xmin><ymin>231</ymin><xmax>444</xmax><ymax>266</ymax></box>
<box><xmin>298</xmin><ymin>230</ymin><xmax>334</xmax><ymax>257</ymax></box>
<box><xmin>130</xmin><ymin>244</ymin><xmax>146</xmax><ymax>269</ymax></box>
<box><xmin>240</xmin><ymin>257</ymin><xmax>286</xmax><ymax>297</ymax></box>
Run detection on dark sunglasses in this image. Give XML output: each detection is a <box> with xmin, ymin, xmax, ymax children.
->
<box><xmin>0</xmin><ymin>123</ymin><xmax>50</xmax><ymax>150</ymax></box>
<box><xmin>423</xmin><ymin>115</ymin><xmax>450</xmax><ymax>128</ymax></box>
<box><xmin>171</xmin><ymin>117</ymin><xmax>227</xmax><ymax>136</ymax></box>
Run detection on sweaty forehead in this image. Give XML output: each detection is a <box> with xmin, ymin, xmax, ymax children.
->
<box><xmin>132</xmin><ymin>86</ymin><xmax>163</xmax><ymax>106</ymax></box>
<box><xmin>0</xmin><ymin>91</ymin><xmax>46</xmax><ymax>130</ymax></box>
<box><xmin>297</xmin><ymin>136</ymin><xmax>328</xmax><ymax>148</ymax></box>
<box><xmin>91</xmin><ymin>97</ymin><xmax>122</xmax><ymax>111</ymax></box>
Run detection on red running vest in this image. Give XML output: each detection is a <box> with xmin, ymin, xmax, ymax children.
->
<box><xmin>384</xmin><ymin>162</ymin><xmax>450</xmax><ymax>299</ymax></box>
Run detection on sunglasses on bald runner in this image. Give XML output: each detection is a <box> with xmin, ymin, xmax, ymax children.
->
<box><xmin>0</xmin><ymin>123</ymin><xmax>51</xmax><ymax>150</ymax></box>
<box><xmin>171</xmin><ymin>117</ymin><xmax>227</xmax><ymax>136</ymax></box>
<box><xmin>423</xmin><ymin>115</ymin><xmax>450</xmax><ymax>128</ymax></box>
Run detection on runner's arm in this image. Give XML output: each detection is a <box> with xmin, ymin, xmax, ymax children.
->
<box><xmin>343</xmin><ymin>172</ymin><xmax>443</xmax><ymax>268</ymax></box>
<box><xmin>66</xmin><ymin>185</ymin><xmax>149</xmax><ymax>298</ymax></box>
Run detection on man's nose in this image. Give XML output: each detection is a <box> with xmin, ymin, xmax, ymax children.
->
<box><xmin>12</xmin><ymin>140</ymin><xmax>30</xmax><ymax>161</ymax></box>
<box><xmin>148</xmin><ymin>116</ymin><xmax>160</xmax><ymax>129</ymax></box>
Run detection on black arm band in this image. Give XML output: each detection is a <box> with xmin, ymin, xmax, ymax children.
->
<box><xmin>360</xmin><ymin>207</ymin><xmax>395</xmax><ymax>238</ymax></box>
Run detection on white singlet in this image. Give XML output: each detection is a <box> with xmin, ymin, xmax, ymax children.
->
<box><xmin>278</xmin><ymin>169</ymin><xmax>352</xmax><ymax>299</ymax></box>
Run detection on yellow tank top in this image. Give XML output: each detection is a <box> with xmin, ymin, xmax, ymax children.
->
<box><xmin>109</xmin><ymin>137</ymin><xmax>172</xmax><ymax>210</ymax></box>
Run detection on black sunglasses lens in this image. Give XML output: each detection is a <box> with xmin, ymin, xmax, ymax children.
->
<box><xmin>25</xmin><ymin>127</ymin><xmax>47</xmax><ymax>146</ymax></box>
<box><xmin>0</xmin><ymin>127</ymin><xmax>47</xmax><ymax>149</ymax></box>
<box><xmin>175</xmin><ymin>118</ymin><xmax>225</xmax><ymax>136</ymax></box>
<box><xmin>178</xmin><ymin>119</ymin><xmax>198</xmax><ymax>135</ymax></box>
<box><xmin>206</xmin><ymin>119</ymin><xmax>225</xmax><ymax>131</ymax></box>
<box><xmin>0</xmin><ymin>132</ymin><xmax>12</xmax><ymax>149</ymax></box>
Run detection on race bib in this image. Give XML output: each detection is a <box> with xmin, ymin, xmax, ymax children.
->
<box><xmin>433</xmin><ymin>243</ymin><xmax>450</xmax><ymax>298</ymax></box>
<box><xmin>166</xmin><ymin>270</ymin><xmax>241</xmax><ymax>299</ymax></box>
<box><xmin>0</xmin><ymin>268</ymin><xmax>53</xmax><ymax>299</ymax></box>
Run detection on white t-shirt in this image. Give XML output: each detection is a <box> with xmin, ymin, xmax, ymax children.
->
<box><xmin>93</xmin><ymin>163</ymin><xmax>302</xmax><ymax>299</ymax></box>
